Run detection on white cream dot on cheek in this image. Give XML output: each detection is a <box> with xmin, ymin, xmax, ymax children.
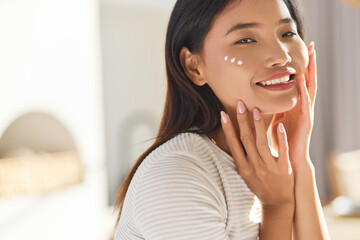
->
<box><xmin>223</xmin><ymin>56</ymin><xmax>243</xmax><ymax>66</ymax></box>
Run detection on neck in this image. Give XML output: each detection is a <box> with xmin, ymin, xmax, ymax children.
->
<box><xmin>209</xmin><ymin>111</ymin><xmax>274</xmax><ymax>156</ymax></box>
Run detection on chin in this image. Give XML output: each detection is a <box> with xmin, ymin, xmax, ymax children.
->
<box><xmin>262</xmin><ymin>96</ymin><xmax>299</xmax><ymax>114</ymax></box>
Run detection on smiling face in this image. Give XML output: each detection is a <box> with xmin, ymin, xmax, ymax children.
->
<box><xmin>199</xmin><ymin>0</ymin><xmax>309</xmax><ymax>115</ymax></box>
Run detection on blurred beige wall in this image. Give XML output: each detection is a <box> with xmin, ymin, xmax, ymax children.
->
<box><xmin>302</xmin><ymin>0</ymin><xmax>360</xmax><ymax>203</ymax></box>
<box><xmin>100</xmin><ymin>0</ymin><xmax>176</xmax><ymax>204</ymax></box>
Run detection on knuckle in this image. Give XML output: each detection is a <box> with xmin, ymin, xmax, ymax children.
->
<box><xmin>303</xmin><ymin>99</ymin><xmax>311</xmax><ymax>108</ymax></box>
<box><xmin>240</xmin><ymin>134</ymin><xmax>252</xmax><ymax>143</ymax></box>
<box><xmin>223</xmin><ymin>123</ymin><xmax>234</xmax><ymax>133</ymax></box>
<box><xmin>255</xmin><ymin>168</ymin><xmax>267</xmax><ymax>179</ymax></box>
<box><xmin>237</xmin><ymin>114</ymin><xmax>248</xmax><ymax>124</ymax></box>
<box><xmin>222</xmin><ymin>124</ymin><xmax>229</xmax><ymax>132</ymax></box>
<box><xmin>240</xmin><ymin>168</ymin><xmax>253</xmax><ymax>179</ymax></box>
<box><xmin>256</xmin><ymin>140</ymin><xmax>269</xmax><ymax>150</ymax></box>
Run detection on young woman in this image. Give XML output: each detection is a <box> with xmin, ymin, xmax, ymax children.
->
<box><xmin>114</xmin><ymin>0</ymin><xmax>330</xmax><ymax>239</ymax></box>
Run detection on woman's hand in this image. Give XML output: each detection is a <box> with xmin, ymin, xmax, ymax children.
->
<box><xmin>220</xmin><ymin>101</ymin><xmax>294</xmax><ymax>208</ymax></box>
<box><xmin>270</xmin><ymin>42</ymin><xmax>317</xmax><ymax>174</ymax></box>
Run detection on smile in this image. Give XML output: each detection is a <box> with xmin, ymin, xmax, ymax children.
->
<box><xmin>256</xmin><ymin>74</ymin><xmax>295</xmax><ymax>86</ymax></box>
<box><xmin>256</xmin><ymin>75</ymin><xmax>296</xmax><ymax>91</ymax></box>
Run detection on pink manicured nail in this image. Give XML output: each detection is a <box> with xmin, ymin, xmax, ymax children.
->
<box><xmin>302</xmin><ymin>75</ymin><xmax>307</xmax><ymax>85</ymax></box>
<box><xmin>299</xmin><ymin>75</ymin><xmax>305</xmax><ymax>84</ymax></box>
<box><xmin>237</xmin><ymin>100</ymin><xmax>246</xmax><ymax>114</ymax></box>
<box><xmin>308</xmin><ymin>42</ymin><xmax>314</xmax><ymax>53</ymax></box>
<box><xmin>309</xmin><ymin>41</ymin><xmax>315</xmax><ymax>54</ymax></box>
<box><xmin>253</xmin><ymin>108</ymin><xmax>261</xmax><ymax>121</ymax></box>
<box><xmin>221</xmin><ymin>111</ymin><xmax>228</xmax><ymax>124</ymax></box>
<box><xmin>278</xmin><ymin>123</ymin><xmax>285</xmax><ymax>133</ymax></box>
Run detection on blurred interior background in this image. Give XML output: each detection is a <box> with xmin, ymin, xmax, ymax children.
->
<box><xmin>0</xmin><ymin>0</ymin><xmax>359</xmax><ymax>239</ymax></box>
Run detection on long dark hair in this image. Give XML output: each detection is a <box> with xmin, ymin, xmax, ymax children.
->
<box><xmin>114</xmin><ymin>0</ymin><xmax>305</xmax><ymax>226</ymax></box>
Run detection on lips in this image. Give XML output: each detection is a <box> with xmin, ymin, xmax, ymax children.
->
<box><xmin>256</xmin><ymin>74</ymin><xmax>296</xmax><ymax>86</ymax></box>
<box><xmin>256</xmin><ymin>68</ymin><xmax>297</xmax><ymax>84</ymax></box>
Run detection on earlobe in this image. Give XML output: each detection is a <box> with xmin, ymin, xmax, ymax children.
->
<box><xmin>179</xmin><ymin>47</ymin><xmax>206</xmax><ymax>86</ymax></box>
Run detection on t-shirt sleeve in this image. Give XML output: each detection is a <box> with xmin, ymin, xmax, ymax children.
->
<box><xmin>133</xmin><ymin>152</ymin><xmax>230</xmax><ymax>240</ymax></box>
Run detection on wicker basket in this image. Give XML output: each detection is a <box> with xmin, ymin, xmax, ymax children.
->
<box><xmin>0</xmin><ymin>151</ymin><xmax>83</xmax><ymax>198</ymax></box>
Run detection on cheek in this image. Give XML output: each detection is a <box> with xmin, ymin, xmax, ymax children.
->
<box><xmin>203</xmin><ymin>51</ymin><xmax>252</xmax><ymax>102</ymax></box>
<box><xmin>293</xmin><ymin>41</ymin><xmax>309</xmax><ymax>73</ymax></box>
<box><xmin>204</xmin><ymin>48</ymin><xmax>247</xmax><ymax>83</ymax></box>
<box><xmin>224</xmin><ymin>56</ymin><xmax>244</xmax><ymax>65</ymax></box>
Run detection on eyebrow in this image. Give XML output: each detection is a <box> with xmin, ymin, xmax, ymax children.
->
<box><xmin>225</xmin><ymin>18</ymin><xmax>294</xmax><ymax>36</ymax></box>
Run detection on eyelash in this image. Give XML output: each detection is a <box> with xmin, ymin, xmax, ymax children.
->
<box><xmin>234</xmin><ymin>31</ymin><xmax>297</xmax><ymax>45</ymax></box>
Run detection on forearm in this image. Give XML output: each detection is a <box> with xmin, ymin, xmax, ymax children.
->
<box><xmin>259</xmin><ymin>203</ymin><xmax>294</xmax><ymax>240</ymax></box>
<box><xmin>292</xmin><ymin>162</ymin><xmax>330</xmax><ymax>240</ymax></box>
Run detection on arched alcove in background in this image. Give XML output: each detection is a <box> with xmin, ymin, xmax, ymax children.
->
<box><xmin>0</xmin><ymin>112</ymin><xmax>83</xmax><ymax>198</ymax></box>
<box><xmin>0</xmin><ymin>112</ymin><xmax>78</xmax><ymax>157</ymax></box>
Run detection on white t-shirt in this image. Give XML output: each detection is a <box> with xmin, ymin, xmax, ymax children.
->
<box><xmin>115</xmin><ymin>132</ymin><xmax>263</xmax><ymax>240</ymax></box>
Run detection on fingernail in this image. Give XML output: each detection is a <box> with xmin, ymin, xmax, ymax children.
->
<box><xmin>309</xmin><ymin>41</ymin><xmax>314</xmax><ymax>49</ymax></box>
<box><xmin>309</xmin><ymin>41</ymin><xmax>315</xmax><ymax>55</ymax></box>
<box><xmin>278</xmin><ymin>123</ymin><xmax>285</xmax><ymax>133</ymax></box>
<box><xmin>253</xmin><ymin>108</ymin><xmax>261</xmax><ymax>121</ymax></box>
<box><xmin>302</xmin><ymin>75</ymin><xmax>307</xmax><ymax>85</ymax></box>
<box><xmin>237</xmin><ymin>100</ymin><xmax>246</xmax><ymax>114</ymax></box>
<box><xmin>298</xmin><ymin>75</ymin><xmax>304</xmax><ymax>83</ymax></box>
<box><xmin>221</xmin><ymin>111</ymin><xmax>228</xmax><ymax>124</ymax></box>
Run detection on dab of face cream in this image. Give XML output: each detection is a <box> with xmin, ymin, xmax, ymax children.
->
<box><xmin>224</xmin><ymin>56</ymin><xmax>243</xmax><ymax>65</ymax></box>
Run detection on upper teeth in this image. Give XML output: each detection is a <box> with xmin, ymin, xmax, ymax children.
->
<box><xmin>259</xmin><ymin>75</ymin><xmax>290</xmax><ymax>86</ymax></box>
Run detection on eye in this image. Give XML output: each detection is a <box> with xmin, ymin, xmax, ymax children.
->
<box><xmin>283</xmin><ymin>31</ymin><xmax>297</xmax><ymax>38</ymax></box>
<box><xmin>234</xmin><ymin>38</ymin><xmax>256</xmax><ymax>45</ymax></box>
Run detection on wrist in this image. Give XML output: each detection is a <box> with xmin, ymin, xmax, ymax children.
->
<box><xmin>298</xmin><ymin>158</ymin><xmax>314</xmax><ymax>173</ymax></box>
<box><xmin>261</xmin><ymin>203</ymin><xmax>295</xmax><ymax>224</ymax></box>
<box><xmin>293</xmin><ymin>156</ymin><xmax>314</xmax><ymax>175</ymax></box>
<box><xmin>294</xmin><ymin>160</ymin><xmax>316</xmax><ymax>185</ymax></box>
<box><xmin>260</xmin><ymin>201</ymin><xmax>294</xmax><ymax>240</ymax></box>
<box><xmin>262</xmin><ymin>201</ymin><xmax>295</xmax><ymax>213</ymax></box>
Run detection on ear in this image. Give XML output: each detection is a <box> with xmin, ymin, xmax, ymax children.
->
<box><xmin>179</xmin><ymin>47</ymin><xmax>206</xmax><ymax>86</ymax></box>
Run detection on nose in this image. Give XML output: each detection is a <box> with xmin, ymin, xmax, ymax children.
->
<box><xmin>264</xmin><ymin>42</ymin><xmax>292</xmax><ymax>67</ymax></box>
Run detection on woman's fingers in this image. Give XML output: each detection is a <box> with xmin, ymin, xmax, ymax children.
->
<box><xmin>236</xmin><ymin>100</ymin><xmax>262</xmax><ymax>167</ymax></box>
<box><xmin>277</xmin><ymin>123</ymin><xmax>291</xmax><ymax>170</ymax></box>
<box><xmin>221</xmin><ymin>103</ymin><xmax>295</xmax><ymax>207</ymax></box>
<box><xmin>299</xmin><ymin>75</ymin><xmax>312</xmax><ymax>117</ymax></box>
<box><xmin>253</xmin><ymin>108</ymin><xmax>276</xmax><ymax>167</ymax></box>
<box><xmin>305</xmin><ymin>42</ymin><xmax>313</xmax><ymax>85</ymax></box>
<box><xmin>306</xmin><ymin>41</ymin><xmax>317</xmax><ymax>109</ymax></box>
<box><xmin>220</xmin><ymin>111</ymin><xmax>250</xmax><ymax>174</ymax></box>
<box><xmin>307</xmin><ymin>49</ymin><xmax>317</xmax><ymax>109</ymax></box>
<box><xmin>307</xmin><ymin>41</ymin><xmax>314</xmax><ymax>59</ymax></box>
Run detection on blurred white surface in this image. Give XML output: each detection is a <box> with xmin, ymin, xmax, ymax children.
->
<box><xmin>0</xmin><ymin>0</ymin><xmax>109</xmax><ymax>239</ymax></box>
<box><xmin>0</xmin><ymin>167</ymin><xmax>114</xmax><ymax>240</ymax></box>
